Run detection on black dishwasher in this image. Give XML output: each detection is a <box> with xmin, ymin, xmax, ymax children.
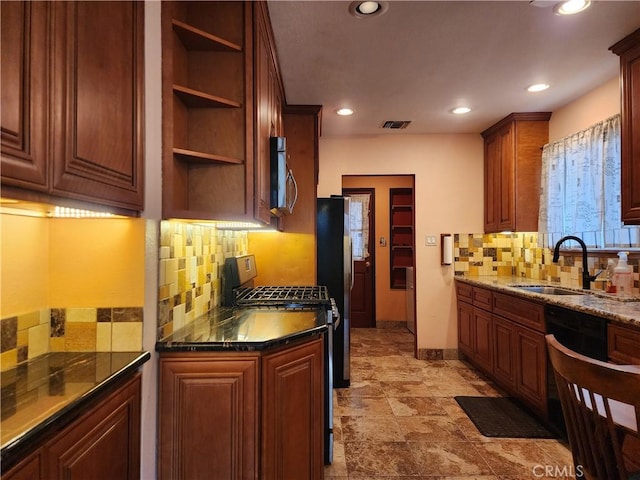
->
<box><xmin>545</xmin><ymin>304</ymin><xmax>608</xmax><ymax>434</ymax></box>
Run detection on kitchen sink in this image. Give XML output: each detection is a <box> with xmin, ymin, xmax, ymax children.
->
<box><xmin>510</xmin><ymin>285</ymin><xmax>586</xmax><ymax>296</ymax></box>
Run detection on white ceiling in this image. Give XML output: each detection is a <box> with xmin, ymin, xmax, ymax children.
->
<box><xmin>267</xmin><ymin>1</ymin><xmax>640</xmax><ymax>136</ymax></box>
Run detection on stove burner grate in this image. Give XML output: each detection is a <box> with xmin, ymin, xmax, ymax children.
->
<box><xmin>234</xmin><ymin>285</ymin><xmax>330</xmax><ymax>306</ymax></box>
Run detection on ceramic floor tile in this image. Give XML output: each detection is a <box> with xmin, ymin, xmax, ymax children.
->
<box><xmin>387</xmin><ymin>396</ymin><xmax>449</xmax><ymax>416</ymax></box>
<box><xmin>396</xmin><ymin>415</ymin><xmax>468</xmax><ymax>442</ymax></box>
<box><xmin>408</xmin><ymin>440</ymin><xmax>495</xmax><ymax>476</ymax></box>
<box><xmin>422</xmin><ymin>380</ymin><xmax>483</xmax><ymax>397</ymax></box>
<box><xmin>336</xmin><ymin>380</ymin><xmax>385</xmax><ymax>398</ymax></box>
<box><xmin>375</xmin><ymin>367</ymin><xmax>428</xmax><ymax>382</ymax></box>
<box><xmin>341</xmin><ymin>415</ymin><xmax>405</xmax><ymax>443</ymax></box>
<box><xmin>324</xmin><ymin>328</ymin><xmax>573</xmax><ymax>479</ymax></box>
<box><xmin>344</xmin><ymin>441</ymin><xmax>421</xmax><ymax>477</ymax></box>
<box><xmin>380</xmin><ymin>380</ymin><xmax>432</xmax><ymax>397</ymax></box>
<box><xmin>335</xmin><ymin>396</ymin><xmax>393</xmax><ymax>416</ymax></box>
<box><xmin>475</xmin><ymin>440</ymin><xmax>555</xmax><ymax>476</ymax></box>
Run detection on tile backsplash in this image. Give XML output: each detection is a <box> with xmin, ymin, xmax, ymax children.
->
<box><xmin>453</xmin><ymin>232</ymin><xmax>639</xmax><ymax>295</ymax></box>
<box><xmin>1</xmin><ymin>213</ymin><xmax>146</xmax><ymax>372</ymax></box>
<box><xmin>157</xmin><ymin>221</ymin><xmax>248</xmax><ymax>340</ymax></box>
<box><xmin>1</xmin><ymin>307</ymin><xmax>143</xmax><ymax>372</ymax></box>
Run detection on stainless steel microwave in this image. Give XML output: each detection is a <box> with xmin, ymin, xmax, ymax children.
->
<box><xmin>270</xmin><ymin>137</ymin><xmax>298</xmax><ymax>216</ymax></box>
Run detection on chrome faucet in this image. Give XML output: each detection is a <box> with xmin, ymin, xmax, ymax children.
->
<box><xmin>552</xmin><ymin>235</ymin><xmax>600</xmax><ymax>290</ymax></box>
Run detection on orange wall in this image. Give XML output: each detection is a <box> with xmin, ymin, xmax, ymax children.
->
<box><xmin>1</xmin><ymin>214</ymin><xmax>145</xmax><ymax>317</ymax></box>
<box><xmin>248</xmin><ymin>111</ymin><xmax>318</xmax><ymax>286</ymax></box>
<box><xmin>1</xmin><ymin>214</ymin><xmax>49</xmax><ymax>317</ymax></box>
<box><xmin>248</xmin><ymin>232</ymin><xmax>316</xmax><ymax>285</ymax></box>
<box><xmin>319</xmin><ymin>134</ymin><xmax>484</xmax><ymax>350</ymax></box>
<box><xmin>318</xmin><ymin>77</ymin><xmax>621</xmax><ymax>351</ymax></box>
<box><xmin>49</xmin><ymin>218</ymin><xmax>145</xmax><ymax>307</ymax></box>
<box><xmin>549</xmin><ymin>77</ymin><xmax>619</xmax><ymax>142</ymax></box>
<box><xmin>342</xmin><ymin>175</ymin><xmax>414</xmax><ymax>321</ymax></box>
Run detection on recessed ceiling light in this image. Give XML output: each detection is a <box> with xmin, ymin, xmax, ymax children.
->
<box><xmin>336</xmin><ymin>108</ymin><xmax>354</xmax><ymax>116</ymax></box>
<box><xmin>553</xmin><ymin>0</ymin><xmax>590</xmax><ymax>15</ymax></box>
<box><xmin>358</xmin><ymin>1</ymin><xmax>379</xmax><ymax>14</ymax></box>
<box><xmin>451</xmin><ymin>107</ymin><xmax>471</xmax><ymax>115</ymax></box>
<box><xmin>527</xmin><ymin>83</ymin><xmax>550</xmax><ymax>92</ymax></box>
<box><xmin>348</xmin><ymin>1</ymin><xmax>388</xmax><ymax>18</ymax></box>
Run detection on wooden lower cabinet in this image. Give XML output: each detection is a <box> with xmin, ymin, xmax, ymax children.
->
<box><xmin>158</xmin><ymin>354</ymin><xmax>260</xmax><ymax>480</ymax></box>
<box><xmin>608</xmin><ymin>322</ymin><xmax>640</xmax><ymax>365</ymax></box>
<box><xmin>3</xmin><ymin>373</ymin><xmax>142</xmax><ymax>480</ymax></box>
<box><xmin>456</xmin><ymin>300</ymin><xmax>493</xmax><ymax>374</ymax></box>
<box><xmin>492</xmin><ymin>315</ymin><xmax>547</xmax><ymax>414</ymax></box>
<box><xmin>514</xmin><ymin>325</ymin><xmax>547</xmax><ymax>414</ymax></box>
<box><xmin>457</xmin><ymin>300</ymin><xmax>474</xmax><ymax>357</ymax></box>
<box><xmin>472</xmin><ymin>308</ymin><xmax>493</xmax><ymax>374</ymax></box>
<box><xmin>158</xmin><ymin>336</ymin><xmax>324</xmax><ymax>480</ymax></box>
<box><xmin>493</xmin><ymin>316</ymin><xmax>516</xmax><ymax>388</ymax></box>
<box><xmin>456</xmin><ymin>281</ymin><xmax>548</xmax><ymax>418</ymax></box>
<box><xmin>261</xmin><ymin>338</ymin><xmax>324</xmax><ymax>480</ymax></box>
<box><xmin>3</xmin><ymin>451</ymin><xmax>43</xmax><ymax>480</ymax></box>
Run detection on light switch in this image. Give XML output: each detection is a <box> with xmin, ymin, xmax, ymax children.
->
<box><xmin>379</xmin><ymin>237</ymin><xmax>387</xmax><ymax>247</ymax></box>
<box><xmin>425</xmin><ymin>235</ymin><xmax>437</xmax><ymax>246</ymax></box>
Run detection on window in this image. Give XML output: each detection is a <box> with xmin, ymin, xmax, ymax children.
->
<box><xmin>348</xmin><ymin>194</ymin><xmax>370</xmax><ymax>260</ymax></box>
<box><xmin>538</xmin><ymin>114</ymin><xmax>640</xmax><ymax>248</ymax></box>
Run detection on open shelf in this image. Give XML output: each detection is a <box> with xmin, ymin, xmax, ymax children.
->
<box><xmin>390</xmin><ymin>188</ymin><xmax>414</xmax><ymax>289</ymax></box>
<box><xmin>172</xmin><ymin>19</ymin><xmax>242</xmax><ymax>52</ymax></box>
<box><xmin>162</xmin><ymin>1</ymin><xmax>253</xmax><ymax>221</ymax></box>
<box><xmin>173</xmin><ymin>85</ymin><xmax>241</xmax><ymax>109</ymax></box>
<box><xmin>173</xmin><ymin>148</ymin><xmax>243</xmax><ymax>165</ymax></box>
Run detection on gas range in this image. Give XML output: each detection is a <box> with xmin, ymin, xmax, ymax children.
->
<box><xmin>234</xmin><ymin>285</ymin><xmax>331</xmax><ymax>308</ymax></box>
<box><xmin>222</xmin><ymin>255</ymin><xmax>337</xmax><ymax>465</ymax></box>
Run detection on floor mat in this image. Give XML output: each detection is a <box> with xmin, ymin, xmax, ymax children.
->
<box><xmin>454</xmin><ymin>396</ymin><xmax>556</xmax><ymax>438</ymax></box>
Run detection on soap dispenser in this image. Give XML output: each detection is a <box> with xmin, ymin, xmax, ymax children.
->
<box><xmin>605</xmin><ymin>258</ymin><xmax>617</xmax><ymax>294</ymax></box>
<box><xmin>613</xmin><ymin>251</ymin><xmax>633</xmax><ymax>297</ymax></box>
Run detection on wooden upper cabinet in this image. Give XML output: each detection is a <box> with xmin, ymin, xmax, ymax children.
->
<box><xmin>610</xmin><ymin>28</ymin><xmax>640</xmax><ymax>225</ymax></box>
<box><xmin>482</xmin><ymin>113</ymin><xmax>551</xmax><ymax>233</ymax></box>
<box><xmin>1</xmin><ymin>1</ymin><xmax>144</xmax><ymax>213</ymax></box>
<box><xmin>254</xmin><ymin>2</ymin><xmax>283</xmax><ymax>224</ymax></box>
<box><xmin>161</xmin><ymin>1</ymin><xmax>284</xmax><ymax>224</ymax></box>
<box><xmin>1</xmin><ymin>2</ymin><xmax>50</xmax><ymax>191</ymax></box>
<box><xmin>162</xmin><ymin>1</ymin><xmax>252</xmax><ymax>220</ymax></box>
<box><xmin>50</xmin><ymin>1</ymin><xmax>144</xmax><ymax>211</ymax></box>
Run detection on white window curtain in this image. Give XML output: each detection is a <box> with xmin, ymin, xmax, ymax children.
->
<box><xmin>349</xmin><ymin>194</ymin><xmax>370</xmax><ymax>260</ymax></box>
<box><xmin>538</xmin><ymin>114</ymin><xmax>640</xmax><ymax>248</ymax></box>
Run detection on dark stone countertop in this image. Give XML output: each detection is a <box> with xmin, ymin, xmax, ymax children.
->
<box><xmin>455</xmin><ymin>275</ymin><xmax>640</xmax><ymax>328</ymax></box>
<box><xmin>156</xmin><ymin>306</ymin><xmax>328</xmax><ymax>352</ymax></box>
<box><xmin>1</xmin><ymin>351</ymin><xmax>150</xmax><ymax>468</ymax></box>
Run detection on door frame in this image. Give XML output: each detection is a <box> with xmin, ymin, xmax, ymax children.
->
<box><xmin>342</xmin><ymin>187</ymin><xmax>376</xmax><ymax>328</ymax></box>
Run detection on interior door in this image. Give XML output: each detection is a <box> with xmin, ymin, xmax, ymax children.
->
<box><xmin>343</xmin><ymin>188</ymin><xmax>375</xmax><ymax>328</ymax></box>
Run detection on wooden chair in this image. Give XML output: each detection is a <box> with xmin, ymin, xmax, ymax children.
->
<box><xmin>545</xmin><ymin>334</ymin><xmax>640</xmax><ymax>480</ymax></box>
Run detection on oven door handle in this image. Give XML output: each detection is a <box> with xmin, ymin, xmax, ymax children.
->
<box><xmin>330</xmin><ymin>298</ymin><xmax>341</xmax><ymax>331</ymax></box>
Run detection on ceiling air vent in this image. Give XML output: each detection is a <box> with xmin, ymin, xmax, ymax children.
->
<box><xmin>381</xmin><ymin>120</ymin><xmax>411</xmax><ymax>129</ymax></box>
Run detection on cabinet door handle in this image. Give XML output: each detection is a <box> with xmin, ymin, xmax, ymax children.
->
<box><xmin>287</xmin><ymin>168</ymin><xmax>298</xmax><ymax>213</ymax></box>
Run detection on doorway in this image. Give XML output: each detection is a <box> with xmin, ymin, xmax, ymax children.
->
<box><xmin>343</xmin><ymin>187</ymin><xmax>376</xmax><ymax>328</ymax></box>
<box><xmin>342</xmin><ymin>175</ymin><xmax>416</xmax><ymax>337</ymax></box>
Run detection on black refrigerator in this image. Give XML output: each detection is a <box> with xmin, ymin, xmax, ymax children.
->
<box><xmin>317</xmin><ymin>196</ymin><xmax>351</xmax><ymax>388</ymax></box>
